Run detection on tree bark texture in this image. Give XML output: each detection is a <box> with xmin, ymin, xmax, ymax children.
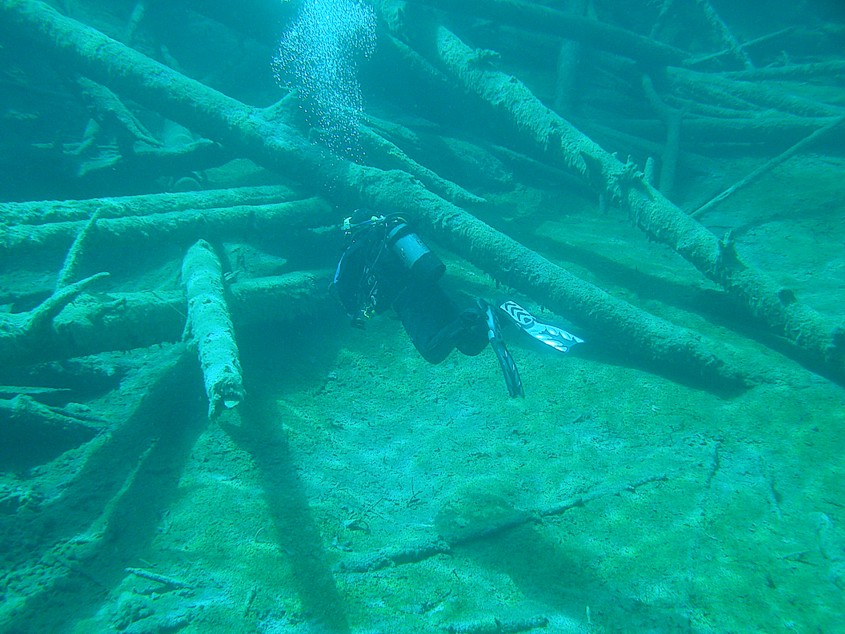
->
<box><xmin>0</xmin><ymin>0</ymin><xmax>763</xmax><ymax>389</ymax></box>
<box><xmin>2</xmin><ymin>197</ymin><xmax>333</xmax><ymax>260</ymax></box>
<box><xmin>395</xmin><ymin>18</ymin><xmax>844</xmax><ymax>377</ymax></box>
<box><xmin>0</xmin><ymin>272</ymin><xmax>328</xmax><ymax>369</ymax></box>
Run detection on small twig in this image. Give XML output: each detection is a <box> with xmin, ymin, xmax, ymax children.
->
<box><xmin>339</xmin><ymin>474</ymin><xmax>668</xmax><ymax>572</ymax></box>
<box><xmin>242</xmin><ymin>585</ymin><xmax>258</xmax><ymax>618</ymax></box>
<box><xmin>125</xmin><ymin>566</ymin><xmax>192</xmax><ymax>589</ymax></box>
<box><xmin>407</xmin><ymin>479</ymin><xmax>423</xmax><ymax>508</ymax></box>
<box><xmin>685</xmin><ymin>27</ymin><xmax>795</xmax><ymax>67</ymax></box>
<box><xmin>443</xmin><ymin>615</ymin><xmax>549</xmax><ymax>633</ymax></box>
<box><xmin>691</xmin><ymin>115</ymin><xmax>845</xmax><ymax>218</ymax></box>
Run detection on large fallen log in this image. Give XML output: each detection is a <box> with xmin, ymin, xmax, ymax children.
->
<box><xmin>383</xmin><ymin>13</ymin><xmax>843</xmax><ymax>377</ymax></box>
<box><xmin>181</xmin><ymin>239</ymin><xmax>245</xmax><ymax>417</ymax></box>
<box><xmin>0</xmin><ymin>0</ymin><xmax>750</xmax><ymax>390</ymax></box>
<box><xmin>1</xmin><ymin>197</ymin><xmax>332</xmax><ymax>262</ymax></box>
<box><xmin>0</xmin><ymin>185</ymin><xmax>299</xmax><ymax>226</ymax></box>
<box><xmin>0</xmin><ymin>272</ymin><xmax>329</xmax><ymax>368</ymax></box>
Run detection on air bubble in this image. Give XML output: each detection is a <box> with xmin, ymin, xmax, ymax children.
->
<box><xmin>273</xmin><ymin>0</ymin><xmax>377</xmax><ymax>161</ymax></box>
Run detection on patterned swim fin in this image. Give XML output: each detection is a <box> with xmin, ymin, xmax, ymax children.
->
<box><xmin>499</xmin><ymin>301</ymin><xmax>584</xmax><ymax>353</ymax></box>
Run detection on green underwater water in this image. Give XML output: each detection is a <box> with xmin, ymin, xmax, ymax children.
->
<box><xmin>1</xmin><ymin>1</ymin><xmax>845</xmax><ymax>633</ymax></box>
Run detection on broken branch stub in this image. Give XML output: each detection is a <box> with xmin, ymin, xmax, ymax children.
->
<box><xmin>181</xmin><ymin>240</ymin><xmax>245</xmax><ymax>417</ymax></box>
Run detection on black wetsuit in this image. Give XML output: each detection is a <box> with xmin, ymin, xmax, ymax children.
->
<box><xmin>332</xmin><ymin>218</ymin><xmax>488</xmax><ymax>364</ymax></box>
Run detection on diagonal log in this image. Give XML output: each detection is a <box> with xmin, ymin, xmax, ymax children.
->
<box><xmin>263</xmin><ymin>97</ymin><xmax>485</xmax><ymax>206</ymax></box>
<box><xmin>55</xmin><ymin>208</ymin><xmax>101</xmax><ymax>289</ymax></box>
<box><xmin>691</xmin><ymin>115</ymin><xmax>845</xmax><ymax>218</ymax></box>
<box><xmin>0</xmin><ymin>0</ymin><xmax>749</xmax><ymax>390</ymax></box>
<box><xmin>692</xmin><ymin>0</ymin><xmax>754</xmax><ymax>69</ymax></box>
<box><xmin>385</xmin><ymin>15</ymin><xmax>844</xmax><ymax>377</ymax></box>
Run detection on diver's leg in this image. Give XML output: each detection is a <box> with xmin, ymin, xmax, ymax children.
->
<box><xmin>393</xmin><ymin>284</ymin><xmax>475</xmax><ymax>364</ymax></box>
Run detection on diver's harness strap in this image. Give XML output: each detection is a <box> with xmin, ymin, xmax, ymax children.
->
<box><xmin>499</xmin><ymin>300</ymin><xmax>584</xmax><ymax>353</ymax></box>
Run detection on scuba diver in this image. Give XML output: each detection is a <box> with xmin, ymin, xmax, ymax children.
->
<box><xmin>330</xmin><ymin>209</ymin><xmax>583</xmax><ymax>397</ymax></box>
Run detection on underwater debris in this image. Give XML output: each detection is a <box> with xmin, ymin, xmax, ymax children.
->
<box><xmin>125</xmin><ymin>567</ymin><xmax>192</xmax><ymax>590</ymax></box>
<box><xmin>392</xmin><ymin>18</ymin><xmax>841</xmax><ymax>378</ymax></box>
<box><xmin>339</xmin><ymin>474</ymin><xmax>668</xmax><ymax>573</ymax></box>
<box><xmin>6</xmin><ymin>0</ymin><xmax>839</xmax><ymax>382</ymax></box>
<box><xmin>443</xmin><ymin>614</ymin><xmax>549</xmax><ymax>634</ymax></box>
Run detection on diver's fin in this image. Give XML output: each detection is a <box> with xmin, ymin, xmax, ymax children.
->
<box><xmin>480</xmin><ymin>299</ymin><xmax>524</xmax><ymax>398</ymax></box>
<box><xmin>499</xmin><ymin>301</ymin><xmax>584</xmax><ymax>353</ymax></box>
<box><xmin>491</xmin><ymin>338</ymin><xmax>524</xmax><ymax>398</ymax></box>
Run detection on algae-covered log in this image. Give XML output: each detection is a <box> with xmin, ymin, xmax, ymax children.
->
<box><xmin>0</xmin><ymin>272</ymin><xmax>328</xmax><ymax>369</ymax></box>
<box><xmin>0</xmin><ymin>394</ymin><xmax>100</xmax><ymax>439</ymax></box>
<box><xmin>0</xmin><ymin>185</ymin><xmax>299</xmax><ymax>226</ymax></box>
<box><xmin>2</xmin><ymin>197</ymin><xmax>333</xmax><ymax>259</ymax></box>
<box><xmin>181</xmin><ymin>240</ymin><xmax>244</xmax><ymax>417</ymax></box>
<box><xmin>0</xmin><ymin>0</ymin><xmax>750</xmax><ymax>389</ymax></box>
<box><xmin>0</xmin><ymin>273</ymin><xmax>110</xmax><ymax>366</ymax></box>
<box><xmin>346</xmin><ymin>169</ymin><xmax>750</xmax><ymax>391</ymax></box>
<box><xmin>394</xmin><ymin>18</ymin><xmax>843</xmax><ymax>377</ymax></box>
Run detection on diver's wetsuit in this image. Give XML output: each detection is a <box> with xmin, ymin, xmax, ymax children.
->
<box><xmin>332</xmin><ymin>213</ymin><xmax>488</xmax><ymax>364</ymax></box>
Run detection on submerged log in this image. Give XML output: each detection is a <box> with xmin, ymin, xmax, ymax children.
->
<box><xmin>181</xmin><ymin>240</ymin><xmax>245</xmax><ymax>417</ymax></box>
<box><xmin>402</xmin><ymin>0</ymin><xmax>688</xmax><ymax>67</ymax></box>
<box><xmin>0</xmin><ymin>272</ymin><xmax>329</xmax><ymax>368</ymax></box>
<box><xmin>721</xmin><ymin>60</ymin><xmax>845</xmax><ymax>82</ymax></box>
<box><xmin>0</xmin><ymin>0</ymin><xmax>751</xmax><ymax>390</ymax></box>
<box><xmin>667</xmin><ymin>67</ymin><xmax>845</xmax><ymax>120</ymax></box>
<box><xmin>609</xmin><ymin>113</ymin><xmax>844</xmax><ymax>149</ymax></box>
<box><xmin>1</xmin><ymin>197</ymin><xmax>333</xmax><ymax>259</ymax></box>
<box><xmin>640</xmin><ymin>74</ymin><xmax>682</xmax><ymax>195</ymax></box>
<box><xmin>0</xmin><ymin>185</ymin><xmax>299</xmax><ymax>226</ymax></box>
<box><xmin>0</xmin><ymin>273</ymin><xmax>111</xmax><ymax>367</ymax></box>
<box><xmin>0</xmin><ymin>394</ymin><xmax>100</xmax><ymax>437</ymax></box>
<box><xmin>692</xmin><ymin>0</ymin><xmax>754</xmax><ymax>69</ymax></box>
<box><xmin>394</xmin><ymin>19</ymin><xmax>844</xmax><ymax>377</ymax></box>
